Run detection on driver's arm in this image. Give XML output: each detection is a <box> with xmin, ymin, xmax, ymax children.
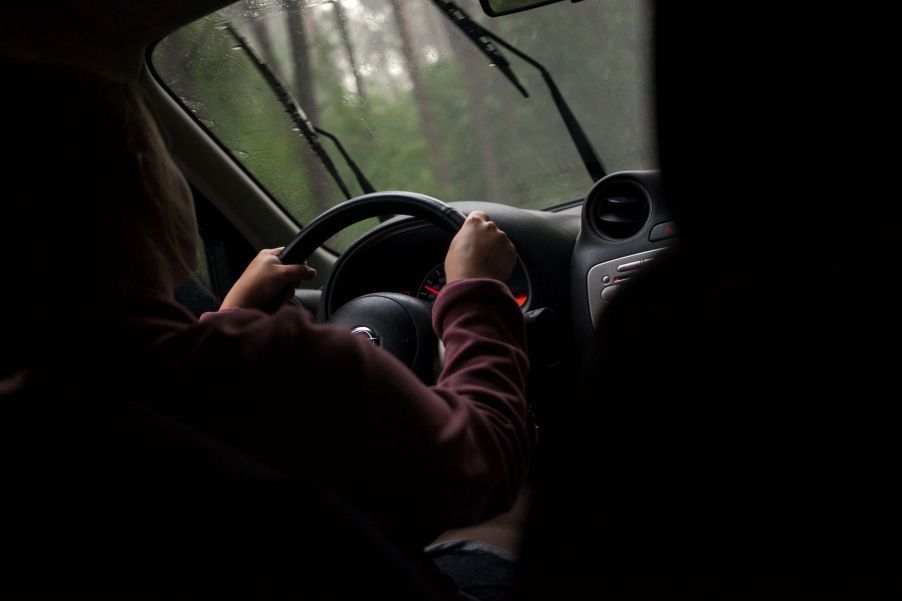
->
<box><xmin>144</xmin><ymin>212</ymin><xmax>529</xmax><ymax>547</ymax></box>
<box><xmin>218</xmin><ymin>246</ymin><xmax>316</xmax><ymax>311</ymax></box>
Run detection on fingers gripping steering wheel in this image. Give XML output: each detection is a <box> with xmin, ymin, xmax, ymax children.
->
<box><xmin>278</xmin><ymin>192</ymin><xmax>467</xmax><ymax>383</ymax></box>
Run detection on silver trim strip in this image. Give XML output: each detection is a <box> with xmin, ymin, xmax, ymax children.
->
<box><xmin>586</xmin><ymin>248</ymin><xmax>669</xmax><ymax>327</ymax></box>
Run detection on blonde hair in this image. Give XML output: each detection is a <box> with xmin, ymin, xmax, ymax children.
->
<box><xmin>124</xmin><ymin>94</ymin><xmax>200</xmax><ymax>294</ymax></box>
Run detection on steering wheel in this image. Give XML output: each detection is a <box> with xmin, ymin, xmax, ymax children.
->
<box><xmin>278</xmin><ymin>191</ymin><xmax>467</xmax><ymax>382</ymax></box>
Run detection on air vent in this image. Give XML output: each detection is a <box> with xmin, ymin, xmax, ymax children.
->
<box><xmin>590</xmin><ymin>180</ymin><xmax>650</xmax><ymax>239</ymax></box>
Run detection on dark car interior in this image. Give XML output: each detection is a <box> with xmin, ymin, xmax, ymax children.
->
<box><xmin>518</xmin><ymin>4</ymin><xmax>900</xmax><ymax>597</ymax></box>
<box><xmin>2</xmin><ymin>0</ymin><xmax>899</xmax><ymax>596</ymax></box>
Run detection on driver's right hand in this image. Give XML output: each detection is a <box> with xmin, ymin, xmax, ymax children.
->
<box><xmin>444</xmin><ymin>211</ymin><xmax>516</xmax><ymax>284</ymax></box>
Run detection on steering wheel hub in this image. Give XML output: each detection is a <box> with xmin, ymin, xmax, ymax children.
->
<box><xmin>277</xmin><ymin>192</ymin><xmax>466</xmax><ymax>382</ymax></box>
<box><xmin>350</xmin><ymin>326</ymin><xmax>381</xmax><ymax>347</ymax></box>
<box><xmin>330</xmin><ymin>293</ymin><xmax>437</xmax><ymax>382</ymax></box>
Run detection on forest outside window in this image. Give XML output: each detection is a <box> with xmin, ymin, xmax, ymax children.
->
<box><xmin>152</xmin><ymin>0</ymin><xmax>655</xmax><ymax>252</ymax></box>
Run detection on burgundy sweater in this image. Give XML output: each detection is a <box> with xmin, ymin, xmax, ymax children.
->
<box><xmin>112</xmin><ymin>277</ymin><xmax>530</xmax><ymax>546</ymax></box>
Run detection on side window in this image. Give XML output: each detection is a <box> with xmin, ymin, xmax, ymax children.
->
<box><xmin>192</xmin><ymin>229</ymin><xmax>214</xmax><ymax>292</ymax></box>
<box><xmin>174</xmin><ymin>189</ymin><xmax>256</xmax><ymax>317</ymax></box>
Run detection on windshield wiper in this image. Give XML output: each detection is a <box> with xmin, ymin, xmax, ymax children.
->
<box><xmin>429</xmin><ymin>0</ymin><xmax>529</xmax><ymax>98</ymax></box>
<box><xmin>225</xmin><ymin>24</ymin><xmax>377</xmax><ymax>199</ymax></box>
<box><xmin>313</xmin><ymin>126</ymin><xmax>376</xmax><ymax>195</ymax></box>
<box><xmin>430</xmin><ymin>1</ymin><xmax>607</xmax><ymax>181</ymax></box>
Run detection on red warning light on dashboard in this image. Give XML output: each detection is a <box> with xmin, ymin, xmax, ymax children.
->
<box><xmin>515</xmin><ymin>295</ymin><xmax>528</xmax><ymax>307</ymax></box>
<box><xmin>649</xmin><ymin>220</ymin><xmax>679</xmax><ymax>242</ymax></box>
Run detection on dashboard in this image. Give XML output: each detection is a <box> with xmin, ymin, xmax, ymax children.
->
<box><xmin>320</xmin><ymin>171</ymin><xmax>675</xmax><ymax>374</ymax></box>
<box><xmin>321</xmin><ymin>200</ymin><xmax>580</xmax><ymax>322</ymax></box>
<box><xmin>324</xmin><ymin>218</ymin><xmax>536</xmax><ymax>317</ymax></box>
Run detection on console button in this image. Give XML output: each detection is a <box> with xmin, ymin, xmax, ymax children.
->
<box><xmin>617</xmin><ymin>261</ymin><xmax>642</xmax><ymax>272</ymax></box>
<box><xmin>601</xmin><ymin>285</ymin><xmax>620</xmax><ymax>300</ymax></box>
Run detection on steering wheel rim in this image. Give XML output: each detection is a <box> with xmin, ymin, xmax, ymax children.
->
<box><xmin>278</xmin><ymin>191</ymin><xmax>467</xmax><ymax>383</ymax></box>
<box><xmin>278</xmin><ymin>191</ymin><xmax>466</xmax><ymax>266</ymax></box>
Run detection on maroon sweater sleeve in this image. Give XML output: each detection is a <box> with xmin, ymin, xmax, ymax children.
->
<box><xmin>137</xmin><ymin>278</ymin><xmax>529</xmax><ymax>544</ymax></box>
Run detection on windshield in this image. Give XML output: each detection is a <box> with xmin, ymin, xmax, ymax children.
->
<box><xmin>152</xmin><ymin>0</ymin><xmax>655</xmax><ymax>251</ymax></box>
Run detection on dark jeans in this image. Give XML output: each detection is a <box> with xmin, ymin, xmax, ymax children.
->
<box><xmin>426</xmin><ymin>540</ymin><xmax>518</xmax><ymax>601</ymax></box>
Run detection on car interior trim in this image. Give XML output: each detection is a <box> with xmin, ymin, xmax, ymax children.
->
<box><xmin>585</xmin><ymin>248</ymin><xmax>670</xmax><ymax>327</ymax></box>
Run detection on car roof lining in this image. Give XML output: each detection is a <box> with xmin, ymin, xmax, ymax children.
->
<box><xmin>0</xmin><ymin>0</ymin><xmax>234</xmax><ymax>82</ymax></box>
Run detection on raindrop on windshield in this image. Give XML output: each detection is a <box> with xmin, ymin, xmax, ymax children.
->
<box><xmin>181</xmin><ymin>98</ymin><xmax>205</xmax><ymax>113</ymax></box>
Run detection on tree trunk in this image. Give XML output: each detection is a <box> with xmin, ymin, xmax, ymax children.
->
<box><xmin>286</xmin><ymin>8</ymin><xmax>332</xmax><ymax>211</ymax></box>
<box><xmin>247</xmin><ymin>17</ymin><xmax>278</xmax><ymax>68</ymax></box>
<box><xmin>445</xmin><ymin>16</ymin><xmax>504</xmax><ymax>201</ymax></box>
<box><xmin>332</xmin><ymin>0</ymin><xmax>368</xmax><ymax>108</ymax></box>
<box><xmin>388</xmin><ymin>0</ymin><xmax>453</xmax><ymax>194</ymax></box>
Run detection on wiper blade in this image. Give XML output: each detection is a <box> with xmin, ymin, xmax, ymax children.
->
<box><xmin>430</xmin><ymin>0</ymin><xmax>529</xmax><ymax>98</ymax></box>
<box><xmin>314</xmin><ymin>125</ymin><xmax>386</xmax><ymax>220</ymax></box>
<box><xmin>226</xmin><ymin>24</ymin><xmax>377</xmax><ymax>199</ymax></box>
<box><xmin>314</xmin><ymin>127</ymin><xmax>376</xmax><ymax>195</ymax></box>
<box><xmin>431</xmin><ymin>2</ymin><xmax>606</xmax><ymax>181</ymax></box>
<box><xmin>482</xmin><ymin>27</ymin><xmax>606</xmax><ymax>181</ymax></box>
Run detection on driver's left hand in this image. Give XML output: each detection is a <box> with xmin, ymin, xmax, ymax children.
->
<box><xmin>220</xmin><ymin>247</ymin><xmax>316</xmax><ymax>310</ymax></box>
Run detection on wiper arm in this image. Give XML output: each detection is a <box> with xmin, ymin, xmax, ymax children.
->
<box><xmin>313</xmin><ymin>127</ymin><xmax>376</xmax><ymax>195</ymax></box>
<box><xmin>431</xmin><ymin>1</ymin><xmax>607</xmax><ymax>181</ymax></box>
<box><xmin>225</xmin><ymin>24</ymin><xmax>377</xmax><ymax>199</ymax></box>
<box><xmin>430</xmin><ymin>0</ymin><xmax>529</xmax><ymax>98</ymax></box>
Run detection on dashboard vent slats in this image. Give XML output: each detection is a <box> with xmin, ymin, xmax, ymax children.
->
<box><xmin>598</xmin><ymin>212</ymin><xmax>639</xmax><ymax>224</ymax></box>
<box><xmin>589</xmin><ymin>180</ymin><xmax>651</xmax><ymax>239</ymax></box>
<box><xmin>605</xmin><ymin>195</ymin><xmax>645</xmax><ymax>206</ymax></box>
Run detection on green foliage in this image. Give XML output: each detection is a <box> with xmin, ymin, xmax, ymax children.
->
<box><xmin>152</xmin><ymin>0</ymin><xmax>656</xmax><ymax>253</ymax></box>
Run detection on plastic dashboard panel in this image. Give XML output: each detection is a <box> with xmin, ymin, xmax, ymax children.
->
<box><xmin>585</xmin><ymin>247</ymin><xmax>671</xmax><ymax>327</ymax></box>
<box><xmin>313</xmin><ymin>176</ymin><xmax>672</xmax><ymax>381</ymax></box>
<box><xmin>321</xmin><ymin>201</ymin><xmax>579</xmax><ymax>325</ymax></box>
<box><xmin>570</xmin><ymin>170</ymin><xmax>673</xmax><ymax>357</ymax></box>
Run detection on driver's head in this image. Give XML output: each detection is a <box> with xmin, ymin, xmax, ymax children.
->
<box><xmin>2</xmin><ymin>57</ymin><xmax>198</xmax><ymax>291</ymax></box>
<box><xmin>1</xmin><ymin>57</ymin><xmax>198</xmax><ymax>371</ymax></box>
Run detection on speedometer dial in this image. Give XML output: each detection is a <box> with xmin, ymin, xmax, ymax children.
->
<box><xmin>415</xmin><ymin>263</ymin><xmax>530</xmax><ymax>308</ymax></box>
<box><xmin>417</xmin><ymin>264</ymin><xmax>447</xmax><ymax>302</ymax></box>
